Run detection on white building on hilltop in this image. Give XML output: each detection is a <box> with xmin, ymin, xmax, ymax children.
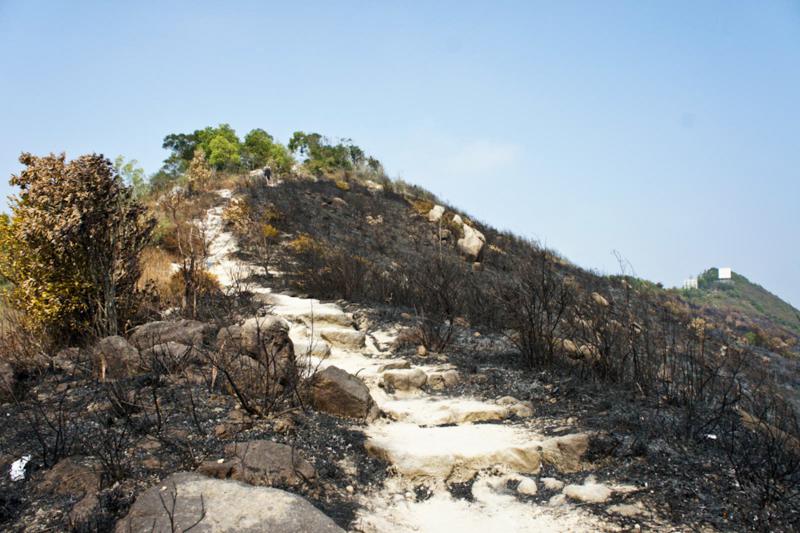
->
<box><xmin>683</xmin><ymin>277</ymin><xmax>699</xmax><ymax>290</ymax></box>
<box><xmin>718</xmin><ymin>267</ymin><xmax>732</xmax><ymax>280</ymax></box>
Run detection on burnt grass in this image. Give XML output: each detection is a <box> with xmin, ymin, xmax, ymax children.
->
<box><xmin>349</xmin><ymin>304</ymin><xmax>793</xmax><ymax>531</ymax></box>
<box><xmin>0</xmin><ymin>361</ymin><xmax>386</xmax><ymax>532</ymax></box>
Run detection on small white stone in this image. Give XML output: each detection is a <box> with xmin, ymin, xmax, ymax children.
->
<box><xmin>516</xmin><ymin>478</ymin><xmax>538</xmax><ymax>496</ymax></box>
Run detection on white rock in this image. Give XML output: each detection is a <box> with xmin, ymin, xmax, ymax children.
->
<box><xmin>381</xmin><ymin>397</ymin><xmax>511</xmax><ymax>426</ymax></box>
<box><xmin>516</xmin><ymin>478</ymin><xmax>538</xmax><ymax>496</ymax></box>
<box><xmin>457</xmin><ymin>224</ymin><xmax>486</xmax><ymax>260</ymax></box>
<box><xmin>541</xmin><ymin>477</ymin><xmax>564</xmax><ymax>491</ymax></box>
<box><xmin>563</xmin><ymin>477</ymin><xmax>613</xmax><ymax>503</ymax></box>
<box><xmin>428</xmin><ymin>205</ymin><xmax>445</xmax><ymax>222</ymax></box>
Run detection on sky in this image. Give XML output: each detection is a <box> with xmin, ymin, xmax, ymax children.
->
<box><xmin>1</xmin><ymin>1</ymin><xmax>798</xmax><ymax>306</ymax></box>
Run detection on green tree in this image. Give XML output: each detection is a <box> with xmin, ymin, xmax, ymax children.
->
<box><xmin>161</xmin><ymin>132</ymin><xmax>199</xmax><ymax>175</ymax></box>
<box><xmin>0</xmin><ymin>153</ymin><xmax>154</xmax><ymax>341</ymax></box>
<box><xmin>114</xmin><ymin>156</ymin><xmax>149</xmax><ymax>199</ymax></box>
<box><xmin>243</xmin><ymin>129</ymin><xmax>295</xmax><ymax>175</ymax></box>
<box><xmin>207</xmin><ymin>135</ymin><xmax>240</xmax><ymax>169</ymax></box>
<box><xmin>242</xmin><ymin>128</ymin><xmax>275</xmax><ymax>169</ymax></box>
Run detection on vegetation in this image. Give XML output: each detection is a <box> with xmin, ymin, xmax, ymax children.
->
<box><xmin>0</xmin><ymin>129</ymin><xmax>798</xmax><ymax>530</ymax></box>
<box><xmin>685</xmin><ymin>267</ymin><xmax>800</xmax><ymax>335</ymax></box>
<box><xmin>0</xmin><ymin>153</ymin><xmax>153</xmax><ymax>341</ymax></box>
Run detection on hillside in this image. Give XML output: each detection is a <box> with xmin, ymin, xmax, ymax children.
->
<box><xmin>682</xmin><ymin>268</ymin><xmax>800</xmax><ymax>351</ymax></box>
<box><xmin>1</xmin><ymin>138</ymin><xmax>799</xmax><ymax>532</ymax></box>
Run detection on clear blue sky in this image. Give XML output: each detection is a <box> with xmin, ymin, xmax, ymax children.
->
<box><xmin>1</xmin><ymin>1</ymin><xmax>799</xmax><ymax>306</ymax></box>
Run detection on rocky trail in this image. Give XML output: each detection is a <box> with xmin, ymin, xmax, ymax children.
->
<box><xmin>201</xmin><ymin>190</ymin><xmax>648</xmax><ymax>532</ymax></box>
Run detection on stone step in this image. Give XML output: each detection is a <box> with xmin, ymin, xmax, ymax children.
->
<box><xmin>380</xmin><ymin>397</ymin><xmax>512</xmax><ymax>426</ymax></box>
<box><xmin>365</xmin><ymin>423</ymin><xmax>590</xmax><ymax>481</ymax></box>
<box><xmin>365</xmin><ymin>423</ymin><xmax>543</xmax><ymax>480</ymax></box>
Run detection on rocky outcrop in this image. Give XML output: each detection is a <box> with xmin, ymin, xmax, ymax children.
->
<box><xmin>95</xmin><ymin>335</ymin><xmax>140</xmax><ymax>379</ymax></box>
<box><xmin>427</xmin><ymin>205</ymin><xmax>445</xmax><ymax>222</ymax></box>
<box><xmin>457</xmin><ymin>224</ymin><xmax>486</xmax><ymax>260</ymax></box>
<box><xmin>311</xmin><ymin>366</ymin><xmax>379</xmax><ymax>420</ymax></box>
<box><xmin>129</xmin><ymin>319</ymin><xmax>216</xmax><ymax>350</ymax></box>
<box><xmin>198</xmin><ymin>440</ymin><xmax>316</xmax><ymax>487</ymax></box>
<box><xmin>115</xmin><ymin>472</ymin><xmax>343</xmax><ymax>532</ymax></box>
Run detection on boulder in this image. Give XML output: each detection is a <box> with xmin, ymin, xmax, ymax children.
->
<box><xmin>115</xmin><ymin>472</ymin><xmax>343</xmax><ymax>532</ymax></box>
<box><xmin>198</xmin><ymin>440</ymin><xmax>315</xmax><ymax>487</ymax></box>
<box><xmin>311</xmin><ymin>366</ymin><xmax>379</xmax><ymax>420</ymax></box>
<box><xmin>130</xmin><ymin>320</ymin><xmax>216</xmax><ymax>350</ymax></box>
<box><xmin>95</xmin><ymin>336</ymin><xmax>140</xmax><ymax>379</ymax></box>
<box><xmin>240</xmin><ymin>316</ymin><xmax>291</xmax><ymax>355</ymax></box>
<box><xmin>427</xmin><ymin>205</ymin><xmax>445</xmax><ymax>223</ymax></box>
<box><xmin>382</xmin><ymin>368</ymin><xmax>428</xmax><ymax>391</ymax></box>
<box><xmin>457</xmin><ymin>224</ymin><xmax>486</xmax><ymax>260</ymax></box>
<box><xmin>232</xmin><ymin>317</ymin><xmax>297</xmax><ymax>385</ymax></box>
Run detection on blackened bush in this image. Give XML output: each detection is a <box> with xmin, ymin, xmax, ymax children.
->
<box><xmin>487</xmin><ymin>248</ymin><xmax>575</xmax><ymax>367</ymax></box>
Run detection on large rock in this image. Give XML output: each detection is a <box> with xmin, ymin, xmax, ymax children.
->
<box><xmin>198</xmin><ymin>440</ymin><xmax>315</xmax><ymax>487</ymax></box>
<box><xmin>95</xmin><ymin>335</ymin><xmax>140</xmax><ymax>379</ymax></box>
<box><xmin>457</xmin><ymin>224</ymin><xmax>486</xmax><ymax>260</ymax></box>
<box><xmin>130</xmin><ymin>320</ymin><xmax>216</xmax><ymax>350</ymax></box>
<box><xmin>382</xmin><ymin>368</ymin><xmax>427</xmax><ymax>391</ymax></box>
<box><xmin>311</xmin><ymin>366</ymin><xmax>379</xmax><ymax>420</ymax></box>
<box><xmin>427</xmin><ymin>205</ymin><xmax>445</xmax><ymax>222</ymax></box>
<box><xmin>219</xmin><ymin>317</ymin><xmax>297</xmax><ymax>386</ymax></box>
<box><xmin>115</xmin><ymin>472</ymin><xmax>343</xmax><ymax>532</ymax></box>
<box><xmin>240</xmin><ymin>316</ymin><xmax>291</xmax><ymax>356</ymax></box>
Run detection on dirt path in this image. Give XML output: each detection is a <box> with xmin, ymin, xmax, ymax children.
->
<box><xmin>203</xmin><ymin>190</ymin><xmax>641</xmax><ymax>532</ymax></box>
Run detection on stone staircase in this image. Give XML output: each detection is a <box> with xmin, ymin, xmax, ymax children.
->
<box><xmin>204</xmin><ymin>190</ymin><xmax>641</xmax><ymax>532</ymax></box>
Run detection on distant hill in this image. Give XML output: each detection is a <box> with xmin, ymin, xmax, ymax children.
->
<box><xmin>682</xmin><ymin>267</ymin><xmax>800</xmax><ymax>344</ymax></box>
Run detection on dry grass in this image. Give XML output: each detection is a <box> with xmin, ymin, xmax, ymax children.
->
<box><xmin>137</xmin><ymin>246</ymin><xmax>178</xmax><ymax>295</ymax></box>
